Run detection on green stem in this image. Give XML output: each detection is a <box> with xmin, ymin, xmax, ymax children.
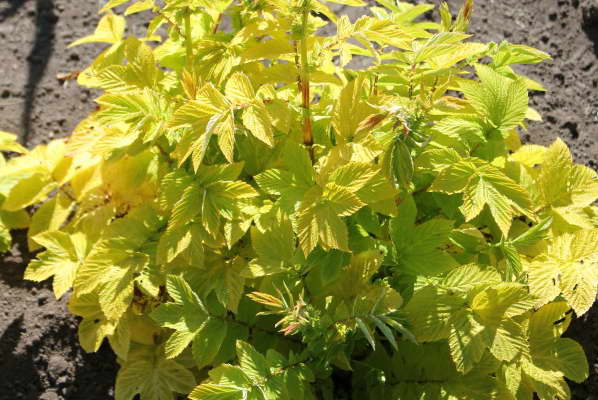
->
<box><xmin>299</xmin><ymin>4</ymin><xmax>313</xmax><ymax>158</ymax></box>
<box><xmin>154</xmin><ymin>143</ymin><xmax>174</xmax><ymax>165</ymax></box>
<box><xmin>212</xmin><ymin>13</ymin><xmax>222</xmax><ymax>34</ymax></box>
<box><xmin>184</xmin><ymin>9</ymin><xmax>193</xmax><ymax>68</ymax></box>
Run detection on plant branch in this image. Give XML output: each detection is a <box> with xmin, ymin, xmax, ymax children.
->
<box><xmin>293</xmin><ymin>41</ymin><xmax>302</xmax><ymax>93</ymax></box>
<box><xmin>298</xmin><ymin>4</ymin><xmax>313</xmax><ymax>160</ymax></box>
<box><xmin>156</xmin><ymin>9</ymin><xmax>183</xmax><ymax>37</ymax></box>
<box><xmin>58</xmin><ymin>185</ymin><xmax>77</xmax><ymax>202</ymax></box>
<box><xmin>184</xmin><ymin>8</ymin><xmax>193</xmax><ymax>68</ymax></box>
<box><xmin>212</xmin><ymin>13</ymin><xmax>222</xmax><ymax>34</ymax></box>
<box><xmin>154</xmin><ymin>143</ymin><xmax>175</xmax><ymax>165</ymax></box>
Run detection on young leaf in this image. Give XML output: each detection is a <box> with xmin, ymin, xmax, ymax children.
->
<box><xmin>460</xmin><ymin>64</ymin><xmax>529</xmax><ymax>132</ymax></box>
<box><xmin>355</xmin><ymin>317</ymin><xmax>376</xmax><ymax>350</ymax></box>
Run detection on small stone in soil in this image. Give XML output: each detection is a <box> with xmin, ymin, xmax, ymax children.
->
<box><xmin>47</xmin><ymin>354</ymin><xmax>69</xmax><ymax>379</ymax></box>
<box><xmin>39</xmin><ymin>390</ymin><xmax>60</xmax><ymax>400</ymax></box>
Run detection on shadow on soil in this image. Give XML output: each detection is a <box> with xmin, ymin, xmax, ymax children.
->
<box><xmin>0</xmin><ymin>0</ymin><xmax>57</xmax><ymax>146</ymax></box>
<box><xmin>0</xmin><ymin>231</ymin><xmax>38</xmax><ymax>289</ymax></box>
<box><xmin>582</xmin><ymin>3</ymin><xmax>598</xmax><ymax>55</ymax></box>
<box><xmin>0</xmin><ymin>315</ymin><xmax>118</xmax><ymax>399</ymax></box>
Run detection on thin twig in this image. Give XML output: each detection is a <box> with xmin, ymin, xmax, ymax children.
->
<box><xmin>212</xmin><ymin>13</ymin><xmax>223</xmax><ymax>34</ymax></box>
<box><xmin>156</xmin><ymin>9</ymin><xmax>184</xmax><ymax>37</ymax></box>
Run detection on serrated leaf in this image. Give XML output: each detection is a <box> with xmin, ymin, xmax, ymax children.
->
<box><xmin>189</xmin><ymin>384</ymin><xmax>244</xmax><ymax>400</ymax></box>
<box><xmin>538</xmin><ymin>139</ymin><xmax>598</xmax><ymax>208</ymax></box>
<box><xmin>527</xmin><ymin>259</ymin><xmax>561</xmax><ymax>308</ymax></box>
<box><xmin>156</xmin><ymin>225</ymin><xmax>194</xmax><ymax>264</ymax></box>
<box><xmin>251</xmin><ymin>209</ymin><xmax>295</xmax><ymax>268</ymax></box>
<box><xmin>170</xmin><ymin>87</ymin><xmax>228</xmax><ymax>128</ymax></box>
<box><xmin>25</xmin><ymin>231</ymin><xmax>86</xmax><ymax>298</ymax></box>
<box><xmin>254</xmin><ymin>169</ymin><xmax>294</xmax><ymax>196</ymax></box>
<box><xmin>70</xmin><ymin>14</ymin><xmax>126</xmax><ymax>47</ymax></box>
<box><xmin>332</xmin><ymin>75</ymin><xmax>375</xmax><ymax>143</ymax></box>
<box><xmin>242</xmin><ymin>104</ymin><xmax>274</xmax><ymax>146</ymax></box>
<box><xmin>535</xmin><ymin>338</ymin><xmax>589</xmax><ymax>384</ymax></box>
<box><xmin>414</xmin><ymin>32</ymin><xmax>470</xmax><ymax>63</ymax></box>
<box><xmin>161</xmin><ymin>167</ymin><xmax>256</xmax><ymax>234</ymax></box>
<box><xmin>297</xmin><ymin>186</ymin><xmax>352</xmax><ymax>256</ymax></box>
<box><xmin>326</xmin><ymin>0</ymin><xmax>365</xmax><ymax>6</ymax></box>
<box><xmin>192</xmin><ymin>318</ymin><xmax>228</xmax><ymax>369</ymax></box>
<box><xmin>404</xmin><ymin>285</ymin><xmax>464</xmax><ymax>342</ymax></box>
<box><xmin>521</xmin><ymin>360</ymin><xmax>570</xmax><ymax>400</ymax></box>
<box><xmin>170</xmin><ymin>85</ymin><xmax>237</xmax><ymax>163</ymax></box>
<box><xmin>2</xmin><ymin>172</ymin><xmax>55</xmax><ymax>211</ymax></box>
<box><xmin>100</xmin><ymin>0</ymin><xmax>131</xmax><ymax>12</ymax></box>
<box><xmin>390</xmin><ymin>217</ymin><xmax>457</xmax><ymax>276</ymax></box>
<box><xmin>125</xmin><ymin>0</ymin><xmax>155</xmax><ymax>15</ymax></box>
<box><xmin>448</xmin><ymin>310</ymin><xmax>486</xmax><ymax>373</ymax></box>
<box><xmin>0</xmin><ymin>131</ymin><xmax>27</xmax><ymax>153</ymax></box>
<box><xmin>511</xmin><ymin>217</ymin><xmax>552</xmax><ymax>248</ymax></box>
<box><xmin>115</xmin><ymin>347</ymin><xmax>196</xmax><ymax>400</ymax></box>
<box><xmin>68</xmin><ymin>293</ymin><xmax>118</xmax><ymax>353</ymax></box>
<box><xmin>75</xmin><ymin>206</ymin><xmax>162</xmax><ymax>320</ymax></box>
<box><xmin>150</xmin><ymin>276</ymin><xmax>209</xmax><ymax>359</ymax></box>
<box><xmin>27</xmin><ymin>193</ymin><xmax>74</xmax><ymax>251</ymax></box>
<box><xmin>460</xmin><ymin>64</ymin><xmax>529</xmax><ymax>131</ymax></box>
<box><xmin>199</xmin><ymin>257</ymin><xmax>246</xmax><ymax>312</ymax></box>
<box><xmin>236</xmin><ymin>340</ymin><xmax>269</xmax><ymax>380</ymax></box>
<box><xmin>441</xmin><ymin>264</ymin><xmax>501</xmax><ymax>292</ymax></box>
<box><xmin>324</xmin><ymin>183</ymin><xmax>365</xmax><ymax>216</ymax></box>
<box><xmin>431</xmin><ymin>158</ymin><xmax>532</xmax><ymax>236</ymax></box>
<box><xmin>528</xmin><ymin>229</ymin><xmax>598</xmax><ymax>315</ymax></box>
<box><xmin>328</xmin><ymin>162</ymin><xmax>378</xmax><ymax>193</ymax></box>
<box><xmin>555</xmin><ymin>230</ymin><xmax>598</xmax><ymax>315</ymax></box>
<box><xmin>391</xmin><ymin>140</ymin><xmax>413</xmax><ymax>189</ymax></box>
<box><xmin>225</xmin><ymin>72</ymin><xmax>255</xmax><ymax>104</ymax></box>
<box><xmin>489</xmin><ymin>318</ymin><xmax>527</xmax><ymax>362</ymax></box>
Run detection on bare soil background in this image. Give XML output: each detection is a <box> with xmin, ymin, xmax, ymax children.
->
<box><xmin>0</xmin><ymin>0</ymin><xmax>596</xmax><ymax>399</ymax></box>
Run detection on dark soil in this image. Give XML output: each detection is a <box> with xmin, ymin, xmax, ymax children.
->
<box><xmin>0</xmin><ymin>235</ymin><xmax>117</xmax><ymax>400</ymax></box>
<box><xmin>0</xmin><ymin>0</ymin><xmax>596</xmax><ymax>399</ymax></box>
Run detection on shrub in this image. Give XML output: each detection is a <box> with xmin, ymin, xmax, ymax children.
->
<box><xmin>1</xmin><ymin>0</ymin><xmax>597</xmax><ymax>398</ymax></box>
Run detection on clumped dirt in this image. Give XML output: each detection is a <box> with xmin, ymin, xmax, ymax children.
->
<box><xmin>0</xmin><ymin>0</ymin><xmax>596</xmax><ymax>399</ymax></box>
